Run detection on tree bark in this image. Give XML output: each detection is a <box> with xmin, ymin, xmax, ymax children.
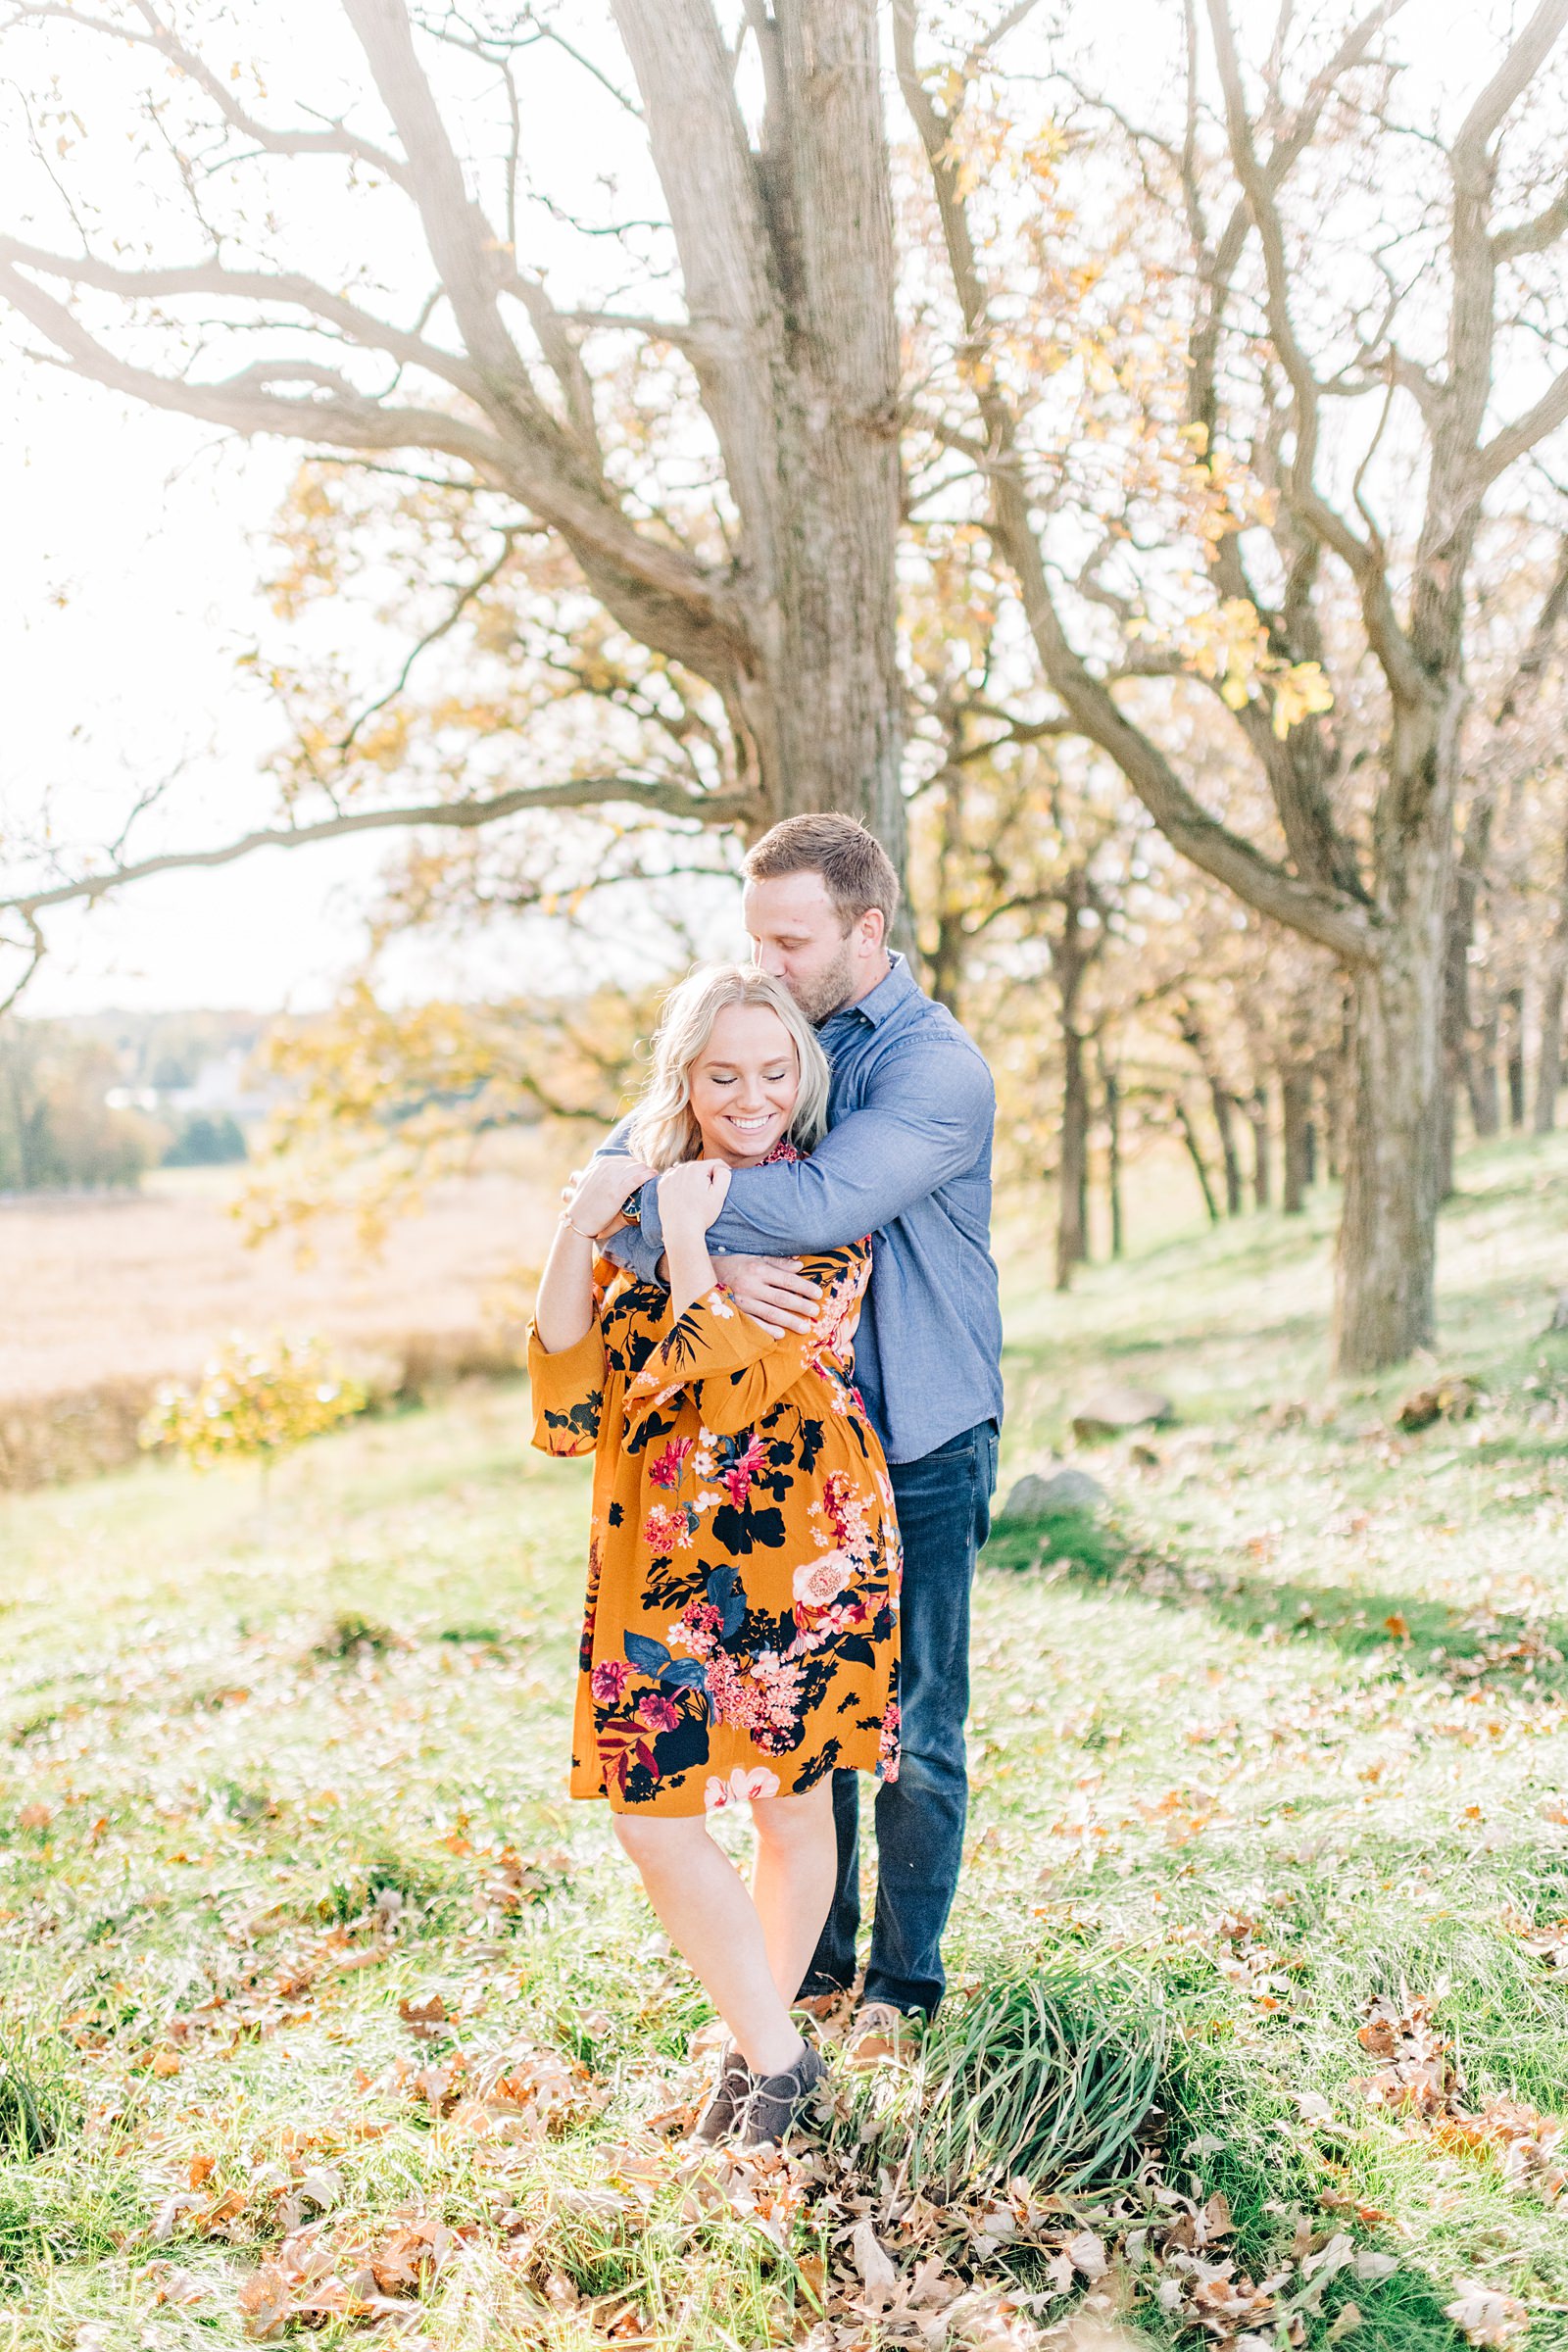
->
<box><xmin>1247</xmin><ymin>1085</ymin><xmax>1272</xmax><ymax>1208</ymax></box>
<box><xmin>1101</xmin><ymin>1049</ymin><xmax>1125</xmax><ymax>1256</ymax></box>
<box><xmin>1281</xmin><ymin>1065</ymin><xmax>1312</xmax><ymax>1213</ymax></box>
<box><xmin>612</xmin><ymin>0</ymin><xmax>905</xmax><ymax>857</ymax></box>
<box><xmin>1055</xmin><ymin>1017</ymin><xmax>1091</xmax><ymax>1290</ymax></box>
<box><xmin>1441</xmin><ymin>795</ymin><xmax>1494</xmax><ymax>1196</ymax></box>
<box><xmin>1503</xmin><ymin>986</ymin><xmax>1526</xmax><ymax>1128</ymax></box>
<box><xmin>1174</xmin><ymin>1095</ymin><xmax>1221</xmax><ymax>1224</ymax></box>
<box><xmin>1466</xmin><ymin>986</ymin><xmax>1501</xmax><ymax>1136</ymax></box>
<box><xmin>1535</xmin><ymin>823</ymin><xmax>1568</xmax><ymax>1131</ymax></box>
<box><xmin>1177</xmin><ymin>1004</ymin><xmax>1244</xmax><ymax>1212</ymax></box>
<box><xmin>1333</xmin><ymin>914</ymin><xmax>1447</xmax><ymax>1373</ymax></box>
<box><xmin>1214</xmin><ymin>1084</ymin><xmax>1245</xmax><ymax>1214</ymax></box>
<box><xmin>1537</xmin><ymin>967</ymin><xmax>1567</xmax><ymax>1133</ymax></box>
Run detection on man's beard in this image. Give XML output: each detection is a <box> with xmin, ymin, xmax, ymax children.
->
<box><xmin>788</xmin><ymin>936</ymin><xmax>858</xmax><ymax>1026</ymax></box>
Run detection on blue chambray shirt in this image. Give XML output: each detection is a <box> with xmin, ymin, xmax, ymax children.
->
<box><xmin>600</xmin><ymin>955</ymin><xmax>1004</xmax><ymax>1465</ymax></box>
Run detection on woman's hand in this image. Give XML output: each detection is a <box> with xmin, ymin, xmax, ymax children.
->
<box><xmin>658</xmin><ymin>1158</ymin><xmax>732</xmax><ymax>1237</ymax></box>
<box><xmin>561</xmin><ymin>1153</ymin><xmax>658</xmax><ymax>1241</ymax></box>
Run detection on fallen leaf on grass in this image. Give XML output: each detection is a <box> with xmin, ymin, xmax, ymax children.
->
<box><xmin>1354</xmin><ymin>1984</ymin><xmax>1566</xmax><ymax>2198</ymax></box>
<box><xmin>1500</xmin><ymin>1905</ymin><xmax>1568</xmax><ymax>1970</ymax></box>
<box><xmin>397</xmin><ymin>1989</ymin><xmax>449</xmax><ymax>2038</ymax></box>
<box><xmin>851</xmin><ymin>2216</ymin><xmax>897</xmax><ymax>2307</ymax></box>
<box><xmin>140</xmin><ymin>2262</ymin><xmax>209</xmax><ymax>2308</ymax></box>
<box><xmin>1445</xmin><ymin>2280</ymin><xmax>1530</xmax><ymax>2347</ymax></box>
<box><xmin>1065</xmin><ymin>2228</ymin><xmax>1109</xmax><ymax>2282</ymax></box>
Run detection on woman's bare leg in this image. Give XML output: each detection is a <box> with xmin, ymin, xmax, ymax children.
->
<box><xmin>750</xmin><ymin>1781</ymin><xmax>838</xmax><ymax>2006</ymax></box>
<box><xmin>612</xmin><ymin>1811</ymin><xmax>808</xmax><ymax>2077</ymax></box>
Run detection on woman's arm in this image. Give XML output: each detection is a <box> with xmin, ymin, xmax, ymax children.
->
<box><xmin>660</xmin><ymin>1159</ymin><xmax>732</xmax><ymax>1319</ymax></box>
<box><xmin>532</xmin><ymin>1219</ymin><xmax>600</xmax><ymax>1355</ymax></box>
<box><xmin>626</xmin><ymin>1246</ymin><xmax>868</xmax><ymax>1436</ymax></box>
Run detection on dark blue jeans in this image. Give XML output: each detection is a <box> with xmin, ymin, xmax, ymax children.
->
<box><xmin>802</xmin><ymin>1416</ymin><xmax>1000</xmax><ymax>2016</ymax></box>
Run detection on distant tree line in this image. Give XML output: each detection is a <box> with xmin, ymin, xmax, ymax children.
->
<box><xmin>0</xmin><ymin>1023</ymin><xmax>247</xmax><ymax>1193</ymax></box>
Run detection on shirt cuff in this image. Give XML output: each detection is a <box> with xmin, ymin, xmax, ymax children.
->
<box><xmin>635</xmin><ymin>1180</ymin><xmax>666</xmax><ymax>1260</ymax></box>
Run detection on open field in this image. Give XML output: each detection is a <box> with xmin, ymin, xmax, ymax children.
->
<box><xmin>0</xmin><ymin>1134</ymin><xmax>1565</xmax><ymax>2347</ymax></box>
<box><xmin>0</xmin><ymin>1153</ymin><xmax>566</xmax><ymax>1490</ymax></box>
<box><xmin>0</xmin><ymin>1160</ymin><xmax>564</xmax><ymax>1405</ymax></box>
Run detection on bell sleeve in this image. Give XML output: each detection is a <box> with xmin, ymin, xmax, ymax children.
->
<box><xmin>527</xmin><ymin>1316</ymin><xmax>609</xmax><ymax>1456</ymax></box>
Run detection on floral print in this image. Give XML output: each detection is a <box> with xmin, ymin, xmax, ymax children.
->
<box><xmin>529</xmin><ymin>1222</ymin><xmax>901</xmax><ymax>1817</ymax></box>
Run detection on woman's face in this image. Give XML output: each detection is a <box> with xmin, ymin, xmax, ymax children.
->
<box><xmin>688</xmin><ymin>1003</ymin><xmax>801</xmax><ymax>1166</ymax></box>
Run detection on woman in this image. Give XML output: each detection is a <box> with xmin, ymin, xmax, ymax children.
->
<box><xmin>528</xmin><ymin>965</ymin><xmax>900</xmax><ymax>2148</ymax></box>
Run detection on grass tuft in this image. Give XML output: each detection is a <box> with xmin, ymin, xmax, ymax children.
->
<box><xmin>876</xmin><ymin>1957</ymin><xmax>1166</xmax><ymax>2199</ymax></box>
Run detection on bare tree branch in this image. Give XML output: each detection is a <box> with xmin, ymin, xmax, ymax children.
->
<box><xmin>1476</xmin><ymin>362</ymin><xmax>1568</xmax><ymax>486</ymax></box>
<box><xmin>893</xmin><ymin>0</ymin><xmax>1375</xmax><ymax>965</ymax></box>
<box><xmin>0</xmin><ymin>911</ymin><xmax>46</xmax><ymax>1016</ymax></box>
<box><xmin>1205</xmin><ymin>0</ymin><xmax>1426</xmax><ymax>709</ymax></box>
<box><xmin>1451</xmin><ymin>0</ymin><xmax>1568</xmax><ymax>174</ymax></box>
<box><xmin>3</xmin><ymin>0</ymin><xmax>413</xmax><ymax>184</ymax></box>
<box><xmin>1494</xmin><ymin>181</ymin><xmax>1568</xmax><ymax>261</ymax></box>
<box><xmin>4</xmin><ymin>776</ymin><xmax>760</xmax><ymax>923</ymax></box>
<box><xmin>0</xmin><ymin>239</ymin><xmax>481</xmax><ymax>395</ymax></box>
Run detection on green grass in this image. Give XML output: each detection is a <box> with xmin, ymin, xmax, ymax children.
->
<box><xmin>0</xmin><ymin>1133</ymin><xmax>1566</xmax><ymax>2344</ymax></box>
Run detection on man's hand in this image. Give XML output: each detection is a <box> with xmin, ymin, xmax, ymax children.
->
<box><xmin>711</xmin><ymin>1253</ymin><xmax>822</xmax><ymax>1339</ymax></box>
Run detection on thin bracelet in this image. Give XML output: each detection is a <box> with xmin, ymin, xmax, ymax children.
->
<box><xmin>560</xmin><ymin>1209</ymin><xmax>600</xmax><ymax>1241</ymax></box>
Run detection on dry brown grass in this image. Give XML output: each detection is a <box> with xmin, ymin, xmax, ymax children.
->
<box><xmin>0</xmin><ymin>1143</ymin><xmax>569</xmax><ymax>1487</ymax></box>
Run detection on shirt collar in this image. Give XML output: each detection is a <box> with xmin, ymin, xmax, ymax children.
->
<box><xmin>823</xmin><ymin>951</ymin><xmax>917</xmax><ymax>1033</ymax></box>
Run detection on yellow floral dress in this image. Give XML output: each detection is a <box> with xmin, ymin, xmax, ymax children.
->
<box><xmin>528</xmin><ymin>1222</ymin><xmax>901</xmax><ymax>1818</ymax></box>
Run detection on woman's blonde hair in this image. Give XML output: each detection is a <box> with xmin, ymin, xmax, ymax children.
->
<box><xmin>628</xmin><ymin>964</ymin><xmax>831</xmax><ymax>1170</ymax></box>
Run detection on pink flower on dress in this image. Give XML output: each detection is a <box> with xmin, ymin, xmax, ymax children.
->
<box><xmin>878</xmin><ymin>1700</ymin><xmax>901</xmax><ymax>1784</ymax></box>
<box><xmin>704</xmin><ymin>1764</ymin><xmax>782</xmax><ymax>1811</ymax></box>
<box><xmin>641</xmin><ymin>1503</ymin><xmax>695</xmax><ymax>1554</ymax></box>
<box><xmin>720</xmin><ymin>1433</ymin><xmax>767</xmax><ymax>1508</ymax></box>
<box><xmin>636</xmin><ymin>1690</ymin><xmax>680</xmax><ymax>1733</ymax></box>
<box><xmin>590</xmin><ymin>1659</ymin><xmax>633</xmax><ymax>1705</ymax></box>
<box><xmin>793</xmin><ymin>1549</ymin><xmax>854</xmax><ymax>1610</ymax></box>
<box><xmin>648</xmin><ymin>1436</ymin><xmax>695</xmax><ymax>1491</ymax></box>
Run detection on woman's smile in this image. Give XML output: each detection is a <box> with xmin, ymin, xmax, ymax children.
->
<box><xmin>689</xmin><ymin>1003</ymin><xmax>803</xmax><ymax>1165</ymax></box>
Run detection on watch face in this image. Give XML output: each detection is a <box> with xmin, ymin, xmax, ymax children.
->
<box><xmin>621</xmin><ymin>1191</ymin><xmax>643</xmax><ymax>1225</ymax></box>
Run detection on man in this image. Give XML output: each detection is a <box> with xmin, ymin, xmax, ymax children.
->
<box><xmin>598</xmin><ymin>813</ymin><xmax>1002</xmax><ymax>2045</ymax></box>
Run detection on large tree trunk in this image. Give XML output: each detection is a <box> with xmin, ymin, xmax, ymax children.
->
<box><xmin>1334</xmin><ymin>931</ymin><xmax>1446</xmax><ymax>1373</ymax></box>
<box><xmin>612</xmin><ymin>0</ymin><xmax>904</xmax><ymax>858</ymax></box>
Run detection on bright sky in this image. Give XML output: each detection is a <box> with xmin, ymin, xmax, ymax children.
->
<box><xmin>0</xmin><ymin>0</ymin><xmax>1525</xmax><ymax>1019</ymax></box>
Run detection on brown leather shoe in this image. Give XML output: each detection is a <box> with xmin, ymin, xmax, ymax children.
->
<box><xmin>843</xmin><ymin>2000</ymin><xmax>919</xmax><ymax>2069</ymax></box>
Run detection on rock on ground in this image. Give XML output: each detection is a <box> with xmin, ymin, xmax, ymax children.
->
<box><xmin>997</xmin><ymin>1467</ymin><xmax>1108</xmax><ymax>1522</ymax></box>
<box><xmin>1070</xmin><ymin>1386</ymin><xmax>1175</xmax><ymax>1444</ymax></box>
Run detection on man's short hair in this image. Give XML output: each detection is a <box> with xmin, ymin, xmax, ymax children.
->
<box><xmin>742</xmin><ymin>812</ymin><xmax>902</xmax><ymax>936</ymax></box>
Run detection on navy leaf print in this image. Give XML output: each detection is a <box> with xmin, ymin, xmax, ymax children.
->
<box><xmin>625</xmin><ymin>1630</ymin><xmax>672</xmax><ymax>1674</ymax></box>
<box><xmin>659</xmin><ymin>1658</ymin><xmax>709</xmax><ymax>1691</ymax></box>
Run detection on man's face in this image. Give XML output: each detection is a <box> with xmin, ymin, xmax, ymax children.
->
<box><xmin>743</xmin><ymin>872</ymin><xmax>860</xmax><ymax>1025</ymax></box>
